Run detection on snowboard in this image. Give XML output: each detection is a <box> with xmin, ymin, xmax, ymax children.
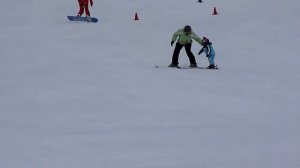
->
<box><xmin>67</xmin><ymin>16</ymin><xmax>98</xmax><ymax>23</ymax></box>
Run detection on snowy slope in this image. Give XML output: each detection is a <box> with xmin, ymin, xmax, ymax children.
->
<box><xmin>1</xmin><ymin>0</ymin><xmax>300</xmax><ymax>168</ymax></box>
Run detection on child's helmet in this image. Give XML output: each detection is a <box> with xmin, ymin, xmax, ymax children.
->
<box><xmin>202</xmin><ymin>37</ymin><xmax>209</xmax><ymax>43</ymax></box>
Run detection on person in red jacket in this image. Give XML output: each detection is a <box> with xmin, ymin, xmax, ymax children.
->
<box><xmin>77</xmin><ymin>0</ymin><xmax>93</xmax><ymax>18</ymax></box>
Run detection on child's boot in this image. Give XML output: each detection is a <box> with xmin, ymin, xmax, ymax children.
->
<box><xmin>207</xmin><ymin>64</ymin><xmax>215</xmax><ymax>69</ymax></box>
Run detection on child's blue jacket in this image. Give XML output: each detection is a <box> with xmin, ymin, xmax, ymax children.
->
<box><xmin>199</xmin><ymin>42</ymin><xmax>215</xmax><ymax>57</ymax></box>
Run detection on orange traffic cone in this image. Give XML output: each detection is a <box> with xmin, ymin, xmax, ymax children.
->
<box><xmin>212</xmin><ymin>7</ymin><xmax>218</xmax><ymax>15</ymax></box>
<box><xmin>134</xmin><ymin>12</ymin><xmax>140</xmax><ymax>20</ymax></box>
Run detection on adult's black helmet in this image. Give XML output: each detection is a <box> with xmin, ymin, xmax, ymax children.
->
<box><xmin>184</xmin><ymin>25</ymin><xmax>192</xmax><ymax>33</ymax></box>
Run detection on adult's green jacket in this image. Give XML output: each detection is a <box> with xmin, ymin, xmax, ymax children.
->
<box><xmin>172</xmin><ymin>29</ymin><xmax>203</xmax><ymax>45</ymax></box>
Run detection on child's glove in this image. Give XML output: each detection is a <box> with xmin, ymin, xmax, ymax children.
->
<box><xmin>198</xmin><ymin>48</ymin><xmax>203</xmax><ymax>55</ymax></box>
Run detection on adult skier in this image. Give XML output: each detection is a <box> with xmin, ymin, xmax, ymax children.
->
<box><xmin>77</xmin><ymin>0</ymin><xmax>93</xmax><ymax>19</ymax></box>
<box><xmin>169</xmin><ymin>25</ymin><xmax>203</xmax><ymax>68</ymax></box>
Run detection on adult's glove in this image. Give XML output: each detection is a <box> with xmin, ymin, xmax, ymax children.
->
<box><xmin>171</xmin><ymin>41</ymin><xmax>174</xmax><ymax>46</ymax></box>
<box><xmin>90</xmin><ymin>0</ymin><xmax>93</xmax><ymax>6</ymax></box>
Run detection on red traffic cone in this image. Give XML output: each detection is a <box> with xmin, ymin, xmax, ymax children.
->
<box><xmin>212</xmin><ymin>7</ymin><xmax>218</xmax><ymax>15</ymax></box>
<box><xmin>134</xmin><ymin>12</ymin><xmax>140</xmax><ymax>20</ymax></box>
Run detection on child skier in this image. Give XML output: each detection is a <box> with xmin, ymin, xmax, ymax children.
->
<box><xmin>169</xmin><ymin>25</ymin><xmax>203</xmax><ymax>68</ymax></box>
<box><xmin>77</xmin><ymin>0</ymin><xmax>93</xmax><ymax>19</ymax></box>
<box><xmin>198</xmin><ymin>37</ymin><xmax>217</xmax><ymax>69</ymax></box>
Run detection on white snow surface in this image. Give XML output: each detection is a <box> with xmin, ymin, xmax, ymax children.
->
<box><xmin>1</xmin><ymin>0</ymin><xmax>300</xmax><ymax>167</ymax></box>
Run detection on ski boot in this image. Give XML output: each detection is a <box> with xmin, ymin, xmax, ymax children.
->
<box><xmin>207</xmin><ymin>64</ymin><xmax>216</xmax><ymax>69</ymax></box>
<box><xmin>86</xmin><ymin>16</ymin><xmax>92</xmax><ymax>22</ymax></box>
<box><xmin>168</xmin><ymin>63</ymin><xmax>179</xmax><ymax>68</ymax></box>
<box><xmin>189</xmin><ymin>64</ymin><xmax>198</xmax><ymax>68</ymax></box>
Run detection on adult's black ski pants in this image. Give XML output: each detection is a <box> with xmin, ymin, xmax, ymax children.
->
<box><xmin>171</xmin><ymin>43</ymin><xmax>197</xmax><ymax>65</ymax></box>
